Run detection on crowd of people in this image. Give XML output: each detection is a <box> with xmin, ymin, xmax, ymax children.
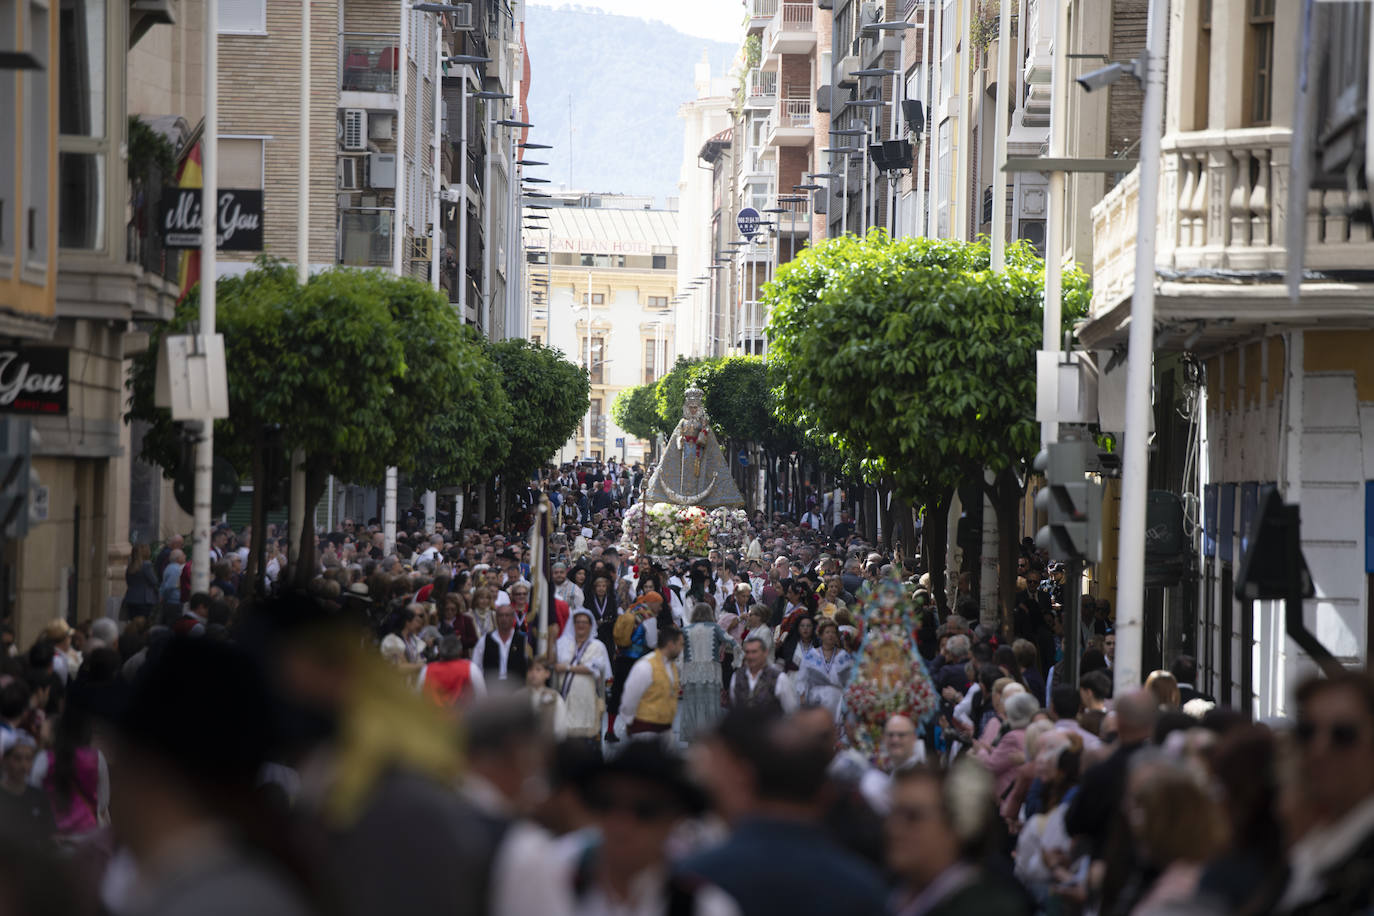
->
<box><xmin>1</xmin><ymin>459</ymin><xmax>1373</xmax><ymax>916</ymax></box>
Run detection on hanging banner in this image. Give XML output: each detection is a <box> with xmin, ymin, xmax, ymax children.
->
<box><xmin>160</xmin><ymin>188</ymin><xmax>264</xmax><ymax>251</ymax></box>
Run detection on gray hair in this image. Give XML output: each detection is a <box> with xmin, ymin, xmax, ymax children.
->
<box><xmin>90</xmin><ymin>618</ymin><xmax>119</xmax><ymax>646</ymax></box>
<box><xmin>946</xmin><ymin>634</ymin><xmax>971</xmax><ymax>660</ymax></box>
<box><xmin>742</xmin><ymin>636</ymin><xmax>767</xmax><ymax>652</ymax></box>
<box><xmin>1005</xmin><ymin>692</ymin><xmax>1040</xmax><ymax>729</ymax></box>
<box><xmin>691</xmin><ymin>602</ymin><xmax>716</xmax><ymax>624</ymax></box>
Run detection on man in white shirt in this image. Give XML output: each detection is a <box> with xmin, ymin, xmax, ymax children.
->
<box><xmin>552</xmin><ymin>562</ymin><xmax>584</xmax><ymax>610</ymax></box>
<box><xmin>617</xmin><ymin>628</ymin><xmax>684</xmax><ymax>740</ymax></box>
<box><xmin>475</xmin><ymin>606</ymin><xmax>531</xmax><ymax>685</ymax></box>
<box><xmin>726</xmin><ymin>638</ymin><xmax>798</xmax><ymax>716</ymax></box>
<box><xmin>859</xmin><ymin>714</ymin><xmax>926</xmax><ymax>815</ymax></box>
<box><xmin>415</xmin><ymin>534</ymin><xmax>443</xmax><ymax>567</ymax></box>
<box><xmin>570</xmin><ymin>742</ymin><xmax>740</xmax><ymax>916</ymax></box>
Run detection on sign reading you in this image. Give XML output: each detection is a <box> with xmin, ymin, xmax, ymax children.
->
<box><xmin>0</xmin><ymin>347</ymin><xmax>68</xmax><ymax>416</ymax></box>
<box><xmin>160</xmin><ymin>188</ymin><xmax>264</xmax><ymax>251</ymax></box>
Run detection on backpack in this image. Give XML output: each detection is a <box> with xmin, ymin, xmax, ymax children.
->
<box><xmin>613</xmin><ymin>611</ymin><xmax>639</xmax><ymax>649</ymax></box>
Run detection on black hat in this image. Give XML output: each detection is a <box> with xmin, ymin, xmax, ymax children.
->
<box><xmin>117</xmin><ymin>637</ymin><xmax>273</xmax><ymax>790</ymax></box>
<box><xmin>585</xmin><ymin>740</ymin><xmax>707</xmax><ymax>815</ymax></box>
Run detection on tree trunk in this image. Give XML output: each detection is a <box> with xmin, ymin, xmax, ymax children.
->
<box><xmin>877</xmin><ymin>485</ymin><xmax>892</xmax><ymax>551</ymax></box>
<box><xmin>248</xmin><ymin>428</ymin><xmax>266</xmax><ymax>601</ymax></box>
<box><xmin>985</xmin><ymin>466</ymin><xmax>1025</xmax><ymax>639</ymax></box>
<box><xmin>924</xmin><ymin>487</ymin><xmax>953</xmax><ymax>616</ymax></box>
<box><xmin>292</xmin><ymin>465</ymin><xmax>328</xmax><ymax>589</ymax></box>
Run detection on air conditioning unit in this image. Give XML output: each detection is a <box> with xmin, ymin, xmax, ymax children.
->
<box><xmin>337</xmin><ymin>157</ymin><xmax>361</xmax><ymax>190</ymax></box>
<box><xmin>410</xmin><ymin>236</ymin><xmax>432</xmax><ymax>261</ymax></box>
<box><xmin>449</xmin><ymin>1</ymin><xmax>474</xmax><ymax>29</ymax></box>
<box><xmin>368</xmin><ymin>152</ymin><xmax>397</xmax><ymax>189</ymax></box>
<box><xmin>368</xmin><ymin>112</ymin><xmax>394</xmax><ymax>141</ymax></box>
<box><xmin>343</xmin><ymin>109</ymin><xmax>367</xmax><ymax>151</ymax></box>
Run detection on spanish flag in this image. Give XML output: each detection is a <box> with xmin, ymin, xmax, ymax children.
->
<box><xmin>174</xmin><ymin>140</ymin><xmax>203</xmax><ymax>303</ymax></box>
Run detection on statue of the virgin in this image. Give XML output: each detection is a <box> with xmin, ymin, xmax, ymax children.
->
<box><xmin>642</xmin><ymin>387</ymin><xmax>745</xmax><ymax>509</ymax></box>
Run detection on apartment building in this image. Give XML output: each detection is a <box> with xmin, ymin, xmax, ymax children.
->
<box><xmin>1082</xmin><ymin>0</ymin><xmax>1373</xmax><ymax>715</ymax></box>
<box><xmin>0</xmin><ymin>0</ymin><xmax>185</xmax><ymax>639</ymax></box>
<box><xmin>677</xmin><ymin>56</ymin><xmax>736</xmax><ymax>359</ymax></box>
<box><xmin>525</xmin><ymin>196</ymin><xmax>678</xmax><ymax>463</ymax></box>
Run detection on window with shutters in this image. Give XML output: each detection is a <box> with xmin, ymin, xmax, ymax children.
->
<box><xmin>219</xmin><ymin>0</ymin><xmax>266</xmax><ymax>33</ymax></box>
<box><xmin>1244</xmin><ymin>0</ymin><xmax>1275</xmax><ymax>126</ymax></box>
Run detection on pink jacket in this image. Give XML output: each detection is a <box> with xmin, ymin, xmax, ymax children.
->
<box><xmin>975</xmin><ymin>726</ymin><xmax>1027</xmax><ymax>800</ymax></box>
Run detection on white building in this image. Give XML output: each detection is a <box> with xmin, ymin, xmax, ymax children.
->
<box><xmin>525</xmin><ymin>196</ymin><xmax>679</xmax><ymax>464</ymax></box>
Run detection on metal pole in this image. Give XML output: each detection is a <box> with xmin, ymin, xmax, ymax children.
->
<box><xmin>392</xmin><ymin>1</ymin><xmax>408</xmax><ymax>275</ymax></box>
<box><xmin>1064</xmin><ymin>558</ymin><xmax>1083</xmax><ymax>688</ymax></box>
<box><xmin>929</xmin><ymin>0</ymin><xmax>942</xmax><ymax>238</ymax></box>
<box><xmin>482</xmin><ymin>104</ymin><xmax>494</xmax><ymax>334</ymax></box>
<box><xmin>1114</xmin><ymin>0</ymin><xmax>1169</xmax><ymax>699</ymax></box>
<box><xmin>430</xmin><ymin>24</ymin><xmax>441</xmax><ymax>292</ymax></box>
<box><xmin>584</xmin><ymin>269</ymin><xmax>591</xmax><ymax>456</ymax></box>
<box><xmin>914</xmin><ymin>0</ymin><xmax>931</xmax><ymax>237</ymax></box>
<box><xmin>458</xmin><ymin>76</ymin><xmax>469</xmax><ymax>314</ymax></box>
<box><xmin>383</xmin><ymin>466</ymin><xmax>397</xmax><ymax>554</ymax></box>
<box><xmin>289</xmin><ymin>0</ymin><xmax>310</xmax><ymax>566</ymax></box>
<box><xmin>990</xmin><ymin>0</ymin><xmax>1012</xmax><ymax>268</ymax></box>
<box><xmin>953</xmin><ymin>0</ymin><xmax>971</xmax><ymax>240</ymax></box>
<box><xmin>193</xmin><ymin>0</ymin><xmax>218</xmax><ymax>595</ymax></box>
<box><xmin>1042</xmin><ymin>0</ymin><xmax>1070</xmax><ymax>447</ymax></box>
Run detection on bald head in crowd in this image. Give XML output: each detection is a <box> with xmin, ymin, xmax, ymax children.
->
<box><xmin>1114</xmin><ymin>688</ymin><xmax>1159</xmax><ymax>745</ymax></box>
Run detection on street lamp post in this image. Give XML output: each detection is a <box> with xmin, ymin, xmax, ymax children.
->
<box><xmin>862</xmin><ymin>23</ymin><xmax>917</xmax><ymax>239</ymax></box>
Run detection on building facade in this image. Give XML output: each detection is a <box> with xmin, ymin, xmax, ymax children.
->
<box><xmin>525</xmin><ymin>196</ymin><xmax>678</xmax><ymax>464</ymax></box>
<box><xmin>1083</xmin><ymin>0</ymin><xmax>1373</xmax><ymax>714</ymax></box>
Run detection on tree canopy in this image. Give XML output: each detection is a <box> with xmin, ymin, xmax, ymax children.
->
<box><xmin>765</xmin><ymin>232</ymin><xmax>1090</xmax><ymax>506</ymax></box>
<box><xmin>489</xmin><ymin>338</ymin><xmax>590</xmax><ymax>477</ymax></box>
<box><xmin>611</xmin><ymin>383</ymin><xmax>663</xmax><ymax>443</ymax></box>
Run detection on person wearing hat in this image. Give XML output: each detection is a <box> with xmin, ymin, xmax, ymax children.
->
<box><xmin>418</xmin><ymin>635</ymin><xmax>485</xmax><ymax>708</ymax></box>
<box><xmin>570</xmin><ymin>741</ymin><xmax>737</xmax><ymax>915</ymax></box>
<box><xmin>105</xmin><ymin>638</ymin><xmax>313</xmax><ymax>915</ymax></box>
<box><xmin>555</xmin><ymin>608</ymin><xmax>610</xmax><ymax>749</ymax></box>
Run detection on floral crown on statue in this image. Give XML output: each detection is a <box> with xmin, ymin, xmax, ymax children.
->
<box><xmin>684</xmin><ymin>387</ymin><xmax>705</xmax><ymax>403</ymax></box>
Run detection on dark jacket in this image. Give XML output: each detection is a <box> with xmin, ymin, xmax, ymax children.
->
<box><xmin>679</xmin><ymin>817</ymin><xmax>886</xmax><ymax>916</ymax></box>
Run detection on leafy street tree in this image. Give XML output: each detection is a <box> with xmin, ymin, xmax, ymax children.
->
<box><xmin>489</xmin><ymin>338</ymin><xmax>591</xmax><ymax>485</ymax></box>
<box><xmin>766</xmin><ymin>233</ymin><xmax>1089</xmax><ymax>619</ymax></box>
<box><xmin>128</xmin><ymin>262</ymin><xmax>494</xmax><ymax>584</ymax></box>
<box><xmin>408</xmin><ymin>327</ymin><xmax>514</xmax><ymax>494</ymax></box>
<box><xmin>611</xmin><ymin>384</ymin><xmax>664</xmax><ymax>456</ymax></box>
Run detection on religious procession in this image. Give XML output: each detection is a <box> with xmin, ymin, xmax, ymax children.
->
<box><xmin>0</xmin><ymin>386</ymin><xmax>1369</xmax><ymax>916</ymax></box>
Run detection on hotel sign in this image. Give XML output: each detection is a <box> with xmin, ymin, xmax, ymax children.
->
<box><xmin>549</xmin><ymin>237</ymin><xmax>654</xmax><ymax>256</ymax></box>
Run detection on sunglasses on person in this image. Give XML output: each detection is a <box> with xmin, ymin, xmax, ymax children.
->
<box><xmin>585</xmin><ymin>790</ymin><xmax>680</xmax><ymax>822</ymax></box>
<box><xmin>1295</xmin><ymin>719</ymin><xmax>1366</xmax><ymax>749</ymax></box>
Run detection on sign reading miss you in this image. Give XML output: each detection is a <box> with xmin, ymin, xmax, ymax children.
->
<box><xmin>0</xmin><ymin>347</ymin><xmax>68</xmax><ymax>416</ymax></box>
<box><xmin>160</xmin><ymin>188</ymin><xmax>264</xmax><ymax>251</ymax></box>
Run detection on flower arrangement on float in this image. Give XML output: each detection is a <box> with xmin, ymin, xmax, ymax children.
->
<box><xmin>838</xmin><ymin>579</ymin><xmax>939</xmax><ymax>764</ymax></box>
<box><xmin>620</xmin><ymin>503</ymin><xmax>752</xmax><ymax>556</ymax></box>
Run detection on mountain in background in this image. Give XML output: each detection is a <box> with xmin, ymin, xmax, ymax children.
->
<box><xmin>523</xmin><ymin>5</ymin><xmax>739</xmax><ymax>206</ymax></box>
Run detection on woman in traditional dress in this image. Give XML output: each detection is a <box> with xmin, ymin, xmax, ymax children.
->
<box><xmin>745</xmin><ymin>605</ymin><xmax>773</xmax><ymax>656</ymax></box>
<box><xmin>799</xmin><ymin>618</ymin><xmax>853</xmax><ymax>716</ymax></box>
<box><xmin>554</xmin><ymin>609</ymin><xmax>611</xmax><ymax>752</ymax></box>
<box><xmin>679</xmin><ymin>602</ymin><xmax>740</xmax><ymax>744</ymax></box>
<box><xmin>467</xmin><ymin>585</ymin><xmax>498</xmax><ymax>641</ymax></box>
<box><xmin>776</xmin><ymin>614</ymin><xmax>817</xmax><ymax>673</ymax></box>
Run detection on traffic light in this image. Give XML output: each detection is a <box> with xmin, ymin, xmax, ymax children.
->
<box><xmin>0</xmin><ymin>418</ymin><xmax>38</xmax><ymax>540</ymax></box>
<box><xmin>1034</xmin><ymin>440</ymin><xmax>1102</xmax><ymax>563</ymax></box>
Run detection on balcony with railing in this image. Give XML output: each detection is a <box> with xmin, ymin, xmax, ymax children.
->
<box><xmin>746</xmin><ymin>69</ymin><xmax>778</xmax><ymax>108</ymax></box>
<box><xmin>748</xmin><ymin>0</ymin><xmax>778</xmax><ymax>33</ymax></box>
<box><xmin>338</xmin><ymin>208</ymin><xmax>394</xmax><ymax>267</ymax></box>
<box><xmin>340</xmin><ymin>34</ymin><xmax>400</xmax><ymax>96</ymax></box>
<box><xmin>765</xmin><ymin>97</ymin><xmax>814</xmax><ymax>148</ymax></box>
<box><xmin>1088</xmin><ymin>127</ymin><xmax>1374</xmax><ymax>342</ymax></box>
<box><xmin>764</xmin><ymin>2</ymin><xmax>815</xmax><ymax>57</ymax></box>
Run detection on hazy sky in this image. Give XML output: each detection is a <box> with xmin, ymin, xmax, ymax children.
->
<box><xmin>526</xmin><ymin>0</ymin><xmax>745</xmax><ymax>43</ymax></box>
